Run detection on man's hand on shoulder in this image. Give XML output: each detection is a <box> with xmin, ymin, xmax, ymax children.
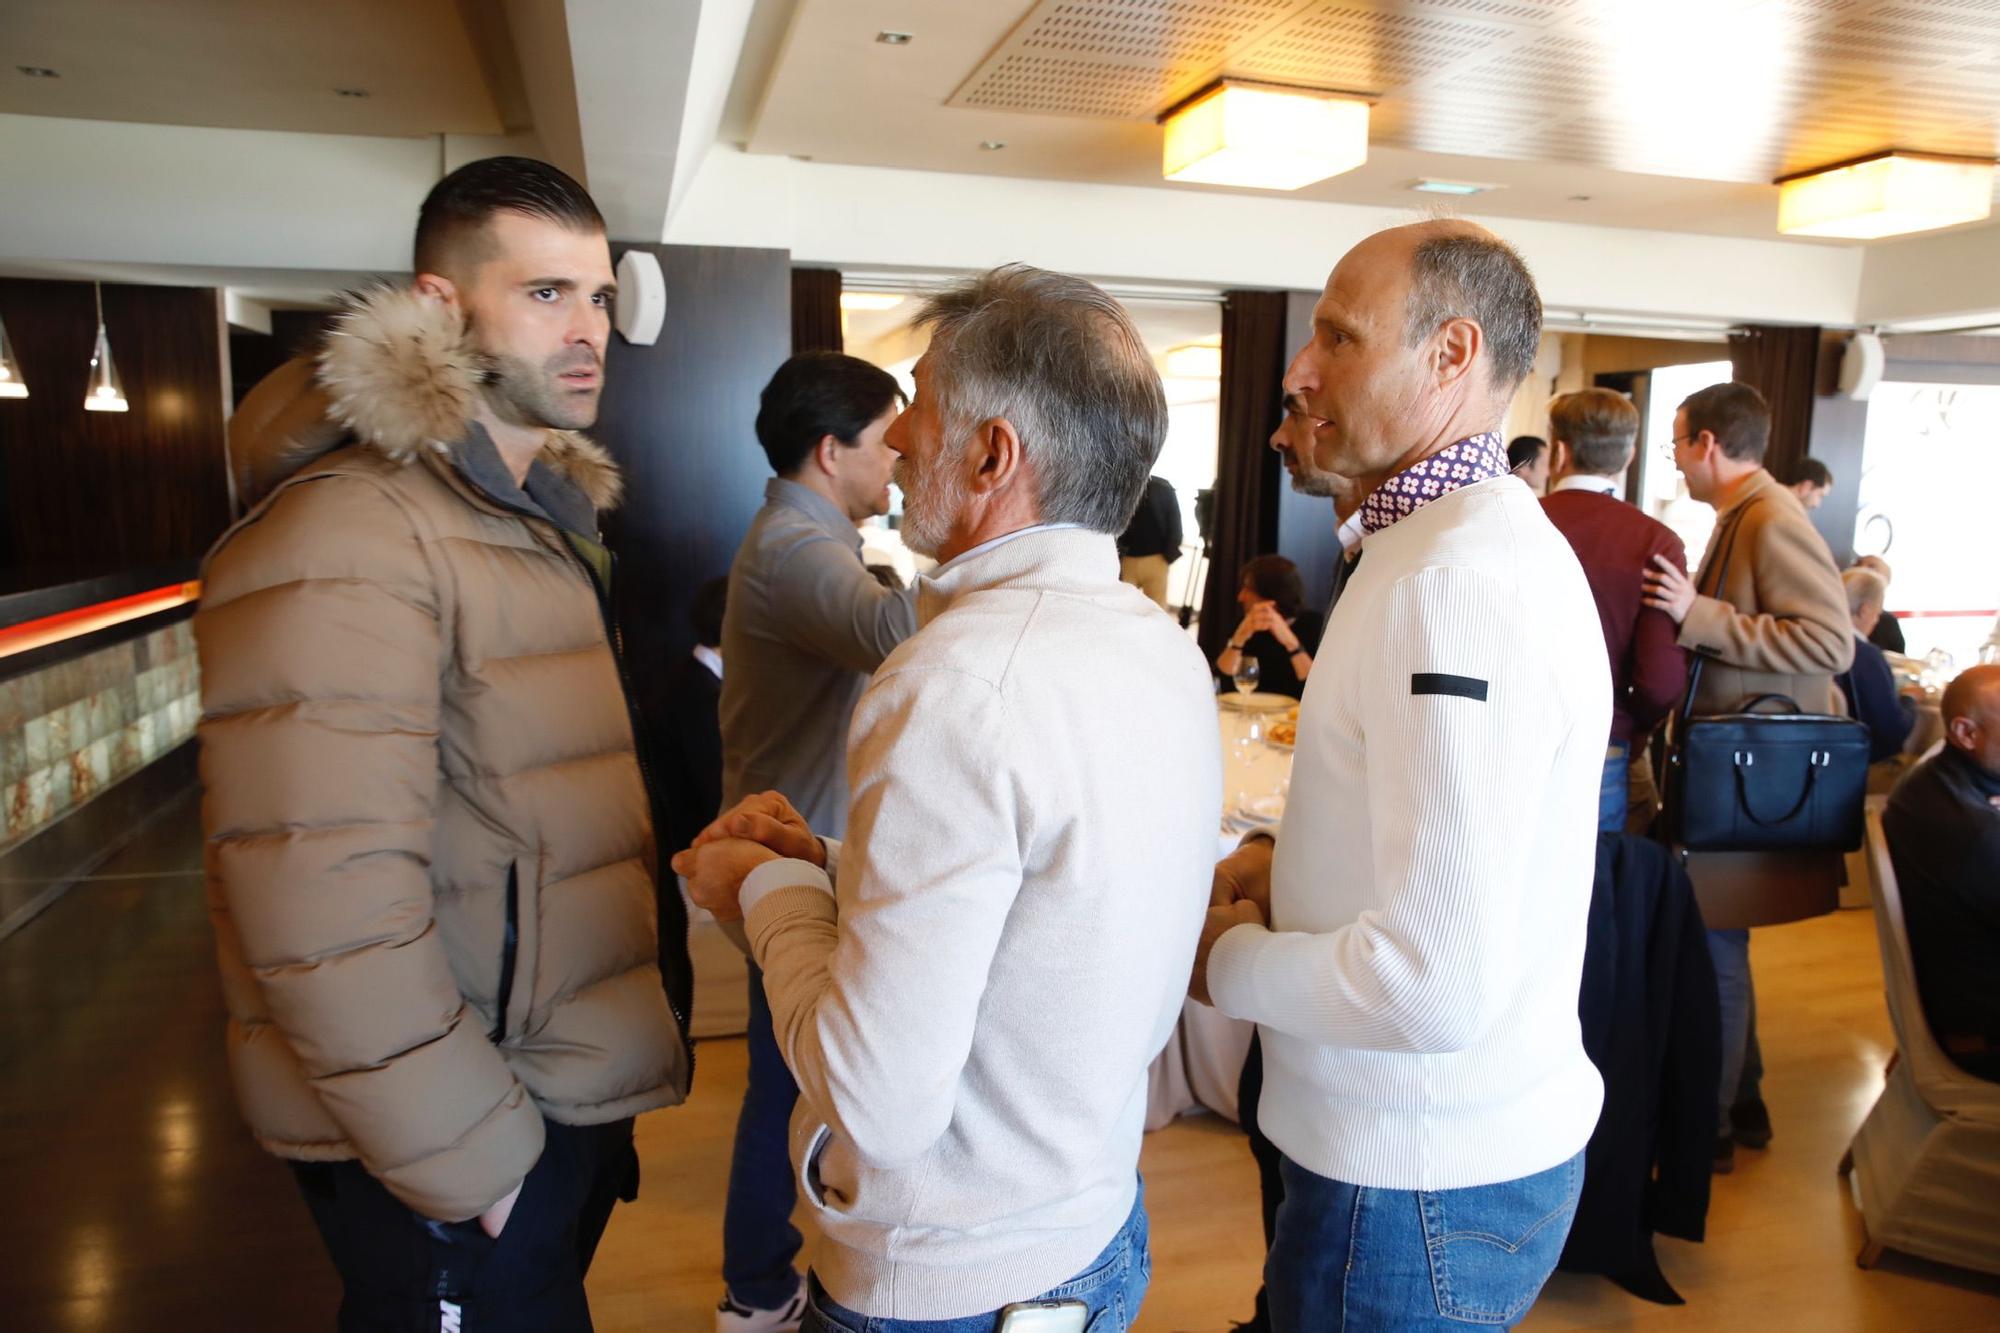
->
<box><xmin>1641</xmin><ymin>553</ymin><xmax>1696</xmax><ymax>624</ymax></box>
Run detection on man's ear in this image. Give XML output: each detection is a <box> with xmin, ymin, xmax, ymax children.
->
<box><xmin>813</xmin><ymin>434</ymin><xmax>843</xmax><ymax>478</ymax></box>
<box><xmin>1947</xmin><ymin>716</ymin><xmax>1978</xmax><ymax>752</ymax></box>
<box><xmin>1550</xmin><ymin>439</ymin><xmax>1571</xmax><ymax>476</ymax></box>
<box><xmin>969</xmin><ymin>417</ymin><xmax>1023</xmax><ymax>495</ymax></box>
<box><xmin>413</xmin><ymin>272</ymin><xmax>459</xmax><ymax>307</ymax></box>
<box><xmin>1432</xmin><ymin>317</ymin><xmax>1482</xmax><ymax>392</ymax></box>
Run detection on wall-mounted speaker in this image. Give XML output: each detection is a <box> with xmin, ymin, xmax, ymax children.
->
<box><xmin>1839</xmin><ymin>331</ymin><xmax>1885</xmax><ymax>400</ymax></box>
<box><xmin>615</xmin><ymin>249</ymin><xmax>666</xmax><ymax>346</ymax></box>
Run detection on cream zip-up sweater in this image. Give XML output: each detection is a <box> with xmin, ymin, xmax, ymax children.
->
<box><xmin>1209</xmin><ymin>475</ymin><xmax>1610</xmax><ymax>1191</ymax></box>
<box><xmin>739</xmin><ymin>527</ymin><xmax>1222</xmax><ymax>1320</ymax></box>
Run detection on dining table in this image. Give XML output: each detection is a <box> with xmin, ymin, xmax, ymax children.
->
<box><xmin>1144</xmin><ymin>691</ymin><xmax>1296</xmax><ymax>1129</ymax></box>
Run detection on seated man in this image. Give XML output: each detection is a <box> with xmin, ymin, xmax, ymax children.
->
<box><xmin>1835</xmin><ymin>568</ymin><xmax>1915</xmax><ymax>764</ymax></box>
<box><xmin>1883</xmin><ymin>664</ymin><xmax>2000</xmax><ymax>1081</ymax></box>
<box><xmin>677</xmin><ymin>264</ymin><xmax>1222</xmax><ymax>1331</ymax></box>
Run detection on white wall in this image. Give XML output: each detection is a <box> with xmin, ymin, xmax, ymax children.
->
<box><xmin>1856</xmin><ymin>223</ymin><xmax>2000</xmax><ymax>329</ymax></box>
<box><xmin>0</xmin><ymin>113</ymin><xmax>440</xmax><ymax>273</ymax></box>
<box><xmin>667</xmin><ymin>148</ymin><xmax>1868</xmax><ymax>326</ymax></box>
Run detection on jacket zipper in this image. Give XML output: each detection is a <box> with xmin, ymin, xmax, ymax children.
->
<box><xmin>589</xmin><ymin>548</ymin><xmax>696</xmax><ymax>1059</ymax></box>
<box><xmin>441</xmin><ymin>473</ymin><xmax>694</xmax><ymax>1065</ymax></box>
<box><xmin>492</xmin><ymin>861</ymin><xmax>519</xmax><ymax>1044</ymax></box>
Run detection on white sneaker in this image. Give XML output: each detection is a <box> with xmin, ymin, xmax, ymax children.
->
<box><xmin>715</xmin><ymin>1287</ymin><xmax>807</xmax><ymax>1333</ymax></box>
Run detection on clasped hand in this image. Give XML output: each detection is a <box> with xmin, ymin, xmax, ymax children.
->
<box><xmin>1236</xmin><ymin>603</ymin><xmax>1296</xmax><ymax>650</ymax></box>
<box><xmin>670</xmin><ymin>791</ymin><xmax>824</xmax><ymax>922</ymax></box>
<box><xmin>1190</xmin><ymin>839</ymin><xmax>1273</xmax><ymax>1006</ymax></box>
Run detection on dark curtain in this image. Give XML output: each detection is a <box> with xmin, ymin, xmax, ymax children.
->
<box><xmin>1728</xmin><ymin>325</ymin><xmax>1820</xmax><ymax>484</ymax></box>
<box><xmin>791</xmin><ymin>267</ymin><xmax>843</xmax><ymax>354</ymax></box>
<box><xmin>1198</xmin><ymin>290</ymin><xmax>1289</xmax><ymax>664</ymax></box>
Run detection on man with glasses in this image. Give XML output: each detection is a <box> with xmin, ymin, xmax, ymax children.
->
<box><xmin>1642</xmin><ymin>381</ymin><xmax>1852</xmax><ymax>1173</ymax></box>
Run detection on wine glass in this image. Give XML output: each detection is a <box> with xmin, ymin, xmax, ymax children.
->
<box><xmin>1232</xmin><ymin>658</ymin><xmax>1261</xmax><ymax>697</ymax></box>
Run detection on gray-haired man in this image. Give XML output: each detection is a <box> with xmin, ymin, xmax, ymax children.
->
<box><xmin>676</xmin><ymin>265</ymin><xmax>1222</xmax><ymax>1331</ymax></box>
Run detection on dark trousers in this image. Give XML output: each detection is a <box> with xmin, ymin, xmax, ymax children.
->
<box><xmin>1235</xmin><ymin>1030</ymin><xmax>1285</xmax><ymax>1333</ymax></box>
<box><xmin>291</xmin><ymin>1117</ymin><xmax>638</xmax><ymax>1333</ymax></box>
<box><xmin>723</xmin><ymin>965</ymin><xmax>805</xmax><ymax>1310</ymax></box>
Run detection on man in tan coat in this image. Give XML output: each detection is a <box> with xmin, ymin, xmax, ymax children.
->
<box><xmin>1643</xmin><ymin>380</ymin><xmax>1852</xmax><ymax>1172</ymax></box>
<box><xmin>197</xmin><ymin>157</ymin><xmax>690</xmax><ymax>1330</ymax></box>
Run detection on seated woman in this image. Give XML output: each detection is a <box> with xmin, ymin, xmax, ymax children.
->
<box><xmin>1216</xmin><ymin>555</ymin><xmax>1322</xmax><ymax>699</ymax></box>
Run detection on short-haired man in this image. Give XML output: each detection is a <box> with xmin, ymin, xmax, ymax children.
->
<box><xmin>1836</xmin><ymin>568</ymin><xmax>1916</xmax><ymax>763</ymax></box>
<box><xmin>1509</xmin><ymin>432</ymin><xmax>1551</xmax><ymax>494</ymax></box>
<box><xmin>1786</xmin><ymin>457</ymin><xmax>1834</xmax><ymax>511</ymax></box>
<box><xmin>199</xmin><ymin>157</ymin><xmax>690</xmax><ymax>1329</ymax></box>
<box><xmin>1642</xmin><ymin>380</ymin><xmax>1853</xmax><ymax>1171</ymax></box>
<box><xmin>1884</xmin><ymin>664</ymin><xmax>2000</xmax><ymax>1081</ymax></box>
<box><xmin>1225</xmin><ymin>401</ymin><xmax>1364</xmax><ymax>1333</ymax></box>
<box><xmin>678</xmin><ymin>265</ymin><xmax>1221</xmax><ymax>1331</ymax></box>
<box><xmin>715</xmin><ymin>350</ymin><xmax>917</xmax><ymax>1331</ymax></box>
<box><xmin>1194</xmin><ymin>221</ymin><xmax>1610</xmax><ymax>1330</ymax></box>
<box><xmin>1541</xmin><ymin>388</ymin><xmax>1689</xmax><ymax>831</ymax></box>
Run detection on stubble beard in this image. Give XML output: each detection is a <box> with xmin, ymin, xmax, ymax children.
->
<box><xmin>483</xmin><ymin>347</ymin><xmax>601</xmax><ymax>432</ymax></box>
<box><xmin>896</xmin><ymin>451</ymin><xmax>970</xmax><ymax>558</ymax></box>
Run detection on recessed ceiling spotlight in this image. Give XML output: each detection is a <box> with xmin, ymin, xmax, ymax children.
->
<box><xmin>876</xmin><ymin>31</ymin><xmax>913</xmax><ymax>45</ymax></box>
<box><xmin>980</xmin><ymin>140</ymin><xmax>1007</xmax><ymax>151</ymax></box>
<box><xmin>334</xmin><ymin>87</ymin><xmax>370</xmax><ymax>99</ymax></box>
<box><xmin>17</xmin><ymin>66</ymin><xmax>60</xmax><ymax>78</ymax></box>
<box><xmin>1409</xmin><ymin>179</ymin><xmax>1495</xmax><ymax>196</ymax></box>
<box><xmin>1568</xmin><ymin>194</ymin><xmax>1593</xmax><ymax>202</ymax></box>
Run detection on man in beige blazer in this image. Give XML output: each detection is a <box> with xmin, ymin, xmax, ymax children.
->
<box><xmin>1643</xmin><ymin>380</ymin><xmax>1852</xmax><ymax>1173</ymax></box>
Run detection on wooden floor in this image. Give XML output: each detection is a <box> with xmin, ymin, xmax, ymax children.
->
<box><xmin>3</xmin><ymin>791</ymin><xmax>1997</xmax><ymax>1330</ymax></box>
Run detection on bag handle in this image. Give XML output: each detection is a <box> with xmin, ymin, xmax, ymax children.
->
<box><xmin>1739</xmin><ymin>693</ymin><xmax>1802</xmax><ymax>715</ymax></box>
<box><xmin>1673</xmin><ymin>497</ymin><xmax>1765</xmax><ymax>735</ymax></box>
<box><xmin>1732</xmin><ymin>750</ymin><xmax>1825</xmax><ymax>827</ymax></box>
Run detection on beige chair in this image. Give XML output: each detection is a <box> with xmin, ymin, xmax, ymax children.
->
<box><xmin>1839</xmin><ymin>807</ymin><xmax>2000</xmax><ymax>1274</ymax></box>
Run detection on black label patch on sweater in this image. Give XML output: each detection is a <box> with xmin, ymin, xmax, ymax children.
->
<box><xmin>1412</xmin><ymin>672</ymin><xmax>1488</xmax><ymax>701</ymax></box>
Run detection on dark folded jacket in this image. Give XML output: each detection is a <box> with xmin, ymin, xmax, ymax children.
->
<box><xmin>1560</xmin><ymin>833</ymin><xmax>1720</xmax><ymax>1303</ymax></box>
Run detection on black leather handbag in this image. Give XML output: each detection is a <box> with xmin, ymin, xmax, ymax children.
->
<box><xmin>1661</xmin><ymin>502</ymin><xmax>1870</xmax><ymax>853</ymax></box>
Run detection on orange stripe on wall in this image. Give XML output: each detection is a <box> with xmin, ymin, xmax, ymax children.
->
<box><xmin>0</xmin><ymin>583</ymin><xmax>202</xmax><ymax>661</ymax></box>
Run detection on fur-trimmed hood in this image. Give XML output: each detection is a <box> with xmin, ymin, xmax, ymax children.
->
<box><xmin>227</xmin><ymin>285</ymin><xmax>622</xmax><ymax>511</ymax></box>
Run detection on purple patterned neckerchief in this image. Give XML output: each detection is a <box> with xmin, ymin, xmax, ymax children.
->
<box><xmin>1359</xmin><ymin>431</ymin><xmax>1510</xmax><ymax>535</ymax></box>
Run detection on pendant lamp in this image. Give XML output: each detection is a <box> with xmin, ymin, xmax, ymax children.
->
<box><xmin>0</xmin><ymin>312</ymin><xmax>25</xmax><ymax>399</ymax></box>
<box><xmin>84</xmin><ymin>281</ymin><xmax>128</xmax><ymax>412</ymax></box>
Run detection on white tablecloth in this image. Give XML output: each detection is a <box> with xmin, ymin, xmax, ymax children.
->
<box><xmin>1144</xmin><ymin>698</ymin><xmax>1296</xmax><ymax>1128</ymax></box>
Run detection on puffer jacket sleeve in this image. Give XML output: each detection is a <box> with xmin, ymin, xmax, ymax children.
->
<box><xmin>197</xmin><ymin>473</ymin><xmax>544</xmax><ymax>1222</ymax></box>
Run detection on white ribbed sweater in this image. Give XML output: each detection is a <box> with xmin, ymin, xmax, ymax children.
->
<box><xmin>1209</xmin><ymin>475</ymin><xmax>1610</xmax><ymax>1190</ymax></box>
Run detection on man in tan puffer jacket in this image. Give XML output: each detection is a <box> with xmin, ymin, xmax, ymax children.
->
<box><xmin>197</xmin><ymin>157</ymin><xmax>690</xmax><ymax>1331</ymax></box>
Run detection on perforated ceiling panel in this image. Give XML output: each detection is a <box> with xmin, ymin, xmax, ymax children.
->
<box><xmin>947</xmin><ymin>0</ymin><xmax>2000</xmax><ymax>185</ymax></box>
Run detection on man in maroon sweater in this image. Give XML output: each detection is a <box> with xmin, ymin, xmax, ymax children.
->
<box><xmin>1541</xmin><ymin>389</ymin><xmax>1689</xmax><ymax>831</ymax></box>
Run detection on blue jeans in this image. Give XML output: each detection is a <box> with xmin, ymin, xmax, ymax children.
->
<box><xmin>1707</xmin><ymin>928</ymin><xmax>1763</xmax><ymax>1136</ymax></box>
<box><xmin>1599</xmin><ymin>742</ymin><xmax>1630</xmax><ymax>834</ymax></box>
<box><xmin>723</xmin><ymin>965</ymin><xmax>804</xmax><ymax>1310</ymax></box>
<box><xmin>801</xmin><ymin>1186</ymin><xmax>1151</xmax><ymax>1332</ymax></box>
<box><xmin>1266</xmin><ymin>1151</ymin><xmax>1583</xmax><ymax>1330</ymax></box>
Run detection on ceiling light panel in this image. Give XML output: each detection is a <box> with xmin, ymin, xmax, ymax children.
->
<box><xmin>1777</xmin><ymin>151</ymin><xmax>1995</xmax><ymax>239</ymax></box>
<box><xmin>1162</xmin><ymin>82</ymin><xmax>1370</xmax><ymax>190</ymax></box>
<box><xmin>935</xmin><ymin>0</ymin><xmax>2000</xmax><ymax>205</ymax></box>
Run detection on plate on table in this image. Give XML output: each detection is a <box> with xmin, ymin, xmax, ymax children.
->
<box><xmin>1220</xmin><ymin>691</ymin><xmax>1293</xmax><ymax>713</ymax></box>
<box><xmin>1264</xmin><ymin>717</ymin><xmax>1299</xmax><ymax>750</ymax></box>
